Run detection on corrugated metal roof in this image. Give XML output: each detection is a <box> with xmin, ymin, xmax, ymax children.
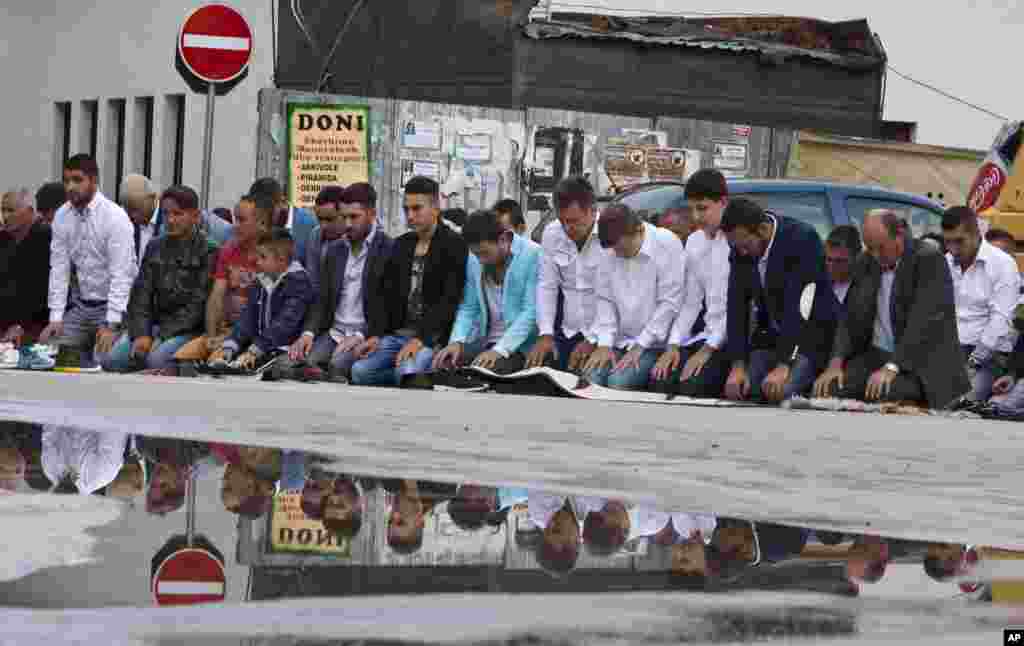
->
<box><xmin>523</xmin><ymin>12</ymin><xmax>886</xmax><ymax>71</ymax></box>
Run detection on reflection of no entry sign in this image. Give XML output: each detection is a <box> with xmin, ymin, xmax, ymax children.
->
<box><xmin>153</xmin><ymin>548</ymin><xmax>226</xmax><ymax>606</ymax></box>
<box><xmin>178</xmin><ymin>4</ymin><xmax>253</xmax><ymax>83</ymax></box>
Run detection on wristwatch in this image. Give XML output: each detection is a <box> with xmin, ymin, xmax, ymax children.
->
<box><xmin>883</xmin><ymin>362</ymin><xmax>900</xmax><ymax>374</ymax></box>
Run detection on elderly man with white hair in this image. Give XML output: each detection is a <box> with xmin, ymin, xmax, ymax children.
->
<box><xmin>0</xmin><ymin>187</ymin><xmax>52</xmax><ymax>347</ymax></box>
<box><xmin>120</xmin><ymin>174</ymin><xmax>231</xmax><ymax>260</ymax></box>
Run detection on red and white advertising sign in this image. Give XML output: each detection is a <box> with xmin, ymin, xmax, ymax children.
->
<box><xmin>732</xmin><ymin>125</ymin><xmax>752</xmax><ymax>138</ymax></box>
<box><xmin>178</xmin><ymin>4</ymin><xmax>253</xmax><ymax>84</ymax></box>
<box><xmin>152</xmin><ymin>548</ymin><xmax>226</xmax><ymax>606</ymax></box>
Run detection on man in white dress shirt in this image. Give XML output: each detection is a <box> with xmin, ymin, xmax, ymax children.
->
<box><xmin>41</xmin><ymin>425</ymin><xmax>127</xmax><ymax>495</ymax></box>
<box><xmin>581</xmin><ymin>204</ymin><xmax>685</xmax><ymax>390</ymax></box>
<box><xmin>39</xmin><ymin>154</ymin><xmax>137</xmax><ymax>367</ymax></box>
<box><xmin>941</xmin><ymin>206</ymin><xmax>1021</xmax><ymax>401</ymax></box>
<box><xmin>526</xmin><ymin>177</ymin><xmax>605</xmax><ymax>372</ymax></box>
<box><xmin>652</xmin><ymin>169</ymin><xmax>733</xmax><ymax>397</ymax></box>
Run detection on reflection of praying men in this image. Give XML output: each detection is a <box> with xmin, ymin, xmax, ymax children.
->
<box><xmin>41</xmin><ymin>425</ymin><xmax>128</xmax><ymax>495</ymax></box>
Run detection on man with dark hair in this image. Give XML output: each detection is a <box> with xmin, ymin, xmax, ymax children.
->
<box><xmin>527</xmin><ymin>176</ymin><xmax>604</xmax><ymax>371</ymax></box>
<box><xmin>35</xmin><ymin>182</ymin><xmax>66</xmax><ymax>225</ymax></box>
<box><xmin>321</xmin><ymin>477</ymin><xmax>365</xmax><ymax>540</ymax></box>
<box><xmin>825</xmin><ymin>225</ymin><xmax>862</xmax><ymax>305</ymax></box>
<box><xmin>120</xmin><ymin>174</ymin><xmax>232</xmax><ymax>261</ymax></box>
<box><xmin>579</xmin><ymin>203</ymin><xmax>684</xmax><ymax>389</ymax></box>
<box><xmin>39</xmin><ymin>154</ymin><xmax>137</xmax><ymax>368</ymax></box>
<box><xmin>248</xmin><ymin>177</ymin><xmax>318</xmax><ymax>266</ymax></box>
<box><xmin>286</xmin><ymin>183</ymin><xmax>395</xmax><ymax>382</ymax></box>
<box><xmin>813</xmin><ymin>209</ymin><xmax>969</xmax><ymax>408</ymax></box>
<box><xmin>175</xmin><ymin>194</ymin><xmax>274</xmax><ymax>363</ymax></box>
<box><xmin>216</xmin><ymin>229</ymin><xmax>316</xmax><ymax>370</ymax></box>
<box><xmin>581</xmin><ymin>500</ymin><xmax>631</xmax><ymax>558</ymax></box>
<box><xmin>652</xmin><ymin>169</ymin><xmax>732</xmax><ymax>398</ymax></box>
<box><xmin>985</xmin><ymin>227</ymin><xmax>1016</xmax><ymax>255</ymax></box>
<box><xmin>941</xmin><ymin>206</ymin><xmax>1020</xmax><ymax>401</ymax></box>
<box><xmin>530</xmin><ymin>492</ymin><xmax>583</xmax><ymax>577</ymax></box>
<box><xmin>102</xmin><ymin>186</ymin><xmax>217</xmax><ymax>373</ymax></box>
<box><xmin>494</xmin><ymin>198</ymin><xmax>527</xmax><ymax>236</ymax></box>
<box><xmin>434</xmin><ymin>210</ymin><xmax>541</xmax><ymax>375</ymax></box>
<box><xmin>352</xmin><ymin>176</ymin><xmax>468</xmax><ymax>387</ymax></box>
<box><xmin>721</xmin><ymin>198</ymin><xmax>839</xmax><ymax>404</ymax></box>
<box><xmin>306</xmin><ymin>184</ymin><xmax>347</xmax><ymax>291</ymax></box>
<box><xmin>0</xmin><ymin>188</ymin><xmax>51</xmax><ymax>347</ymax></box>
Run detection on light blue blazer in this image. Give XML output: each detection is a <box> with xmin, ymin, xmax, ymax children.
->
<box><xmin>450</xmin><ymin>234</ymin><xmax>541</xmax><ymax>357</ymax></box>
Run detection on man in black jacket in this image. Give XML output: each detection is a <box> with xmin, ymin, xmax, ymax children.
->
<box><xmin>721</xmin><ymin>198</ymin><xmax>839</xmax><ymax>404</ymax></box>
<box><xmin>351</xmin><ymin>177</ymin><xmax>469</xmax><ymax>387</ymax></box>
<box><xmin>0</xmin><ymin>188</ymin><xmax>51</xmax><ymax>346</ymax></box>
<box><xmin>101</xmin><ymin>185</ymin><xmax>217</xmax><ymax>372</ymax></box>
<box><xmin>813</xmin><ymin>209</ymin><xmax>969</xmax><ymax>408</ymax></box>
<box><xmin>284</xmin><ymin>183</ymin><xmax>395</xmax><ymax>382</ymax></box>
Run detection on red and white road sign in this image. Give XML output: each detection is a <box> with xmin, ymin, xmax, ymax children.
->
<box><xmin>152</xmin><ymin>548</ymin><xmax>226</xmax><ymax>606</ymax></box>
<box><xmin>178</xmin><ymin>4</ymin><xmax>253</xmax><ymax>84</ymax></box>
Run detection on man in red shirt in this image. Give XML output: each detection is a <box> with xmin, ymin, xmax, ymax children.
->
<box><xmin>174</xmin><ymin>193</ymin><xmax>272</xmax><ymax>363</ymax></box>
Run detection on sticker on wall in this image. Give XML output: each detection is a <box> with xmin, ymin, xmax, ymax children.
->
<box><xmin>270</xmin><ymin>113</ymin><xmax>285</xmax><ymax>146</ymax></box>
<box><xmin>402</xmin><ymin>121</ymin><xmax>442</xmax><ymax>150</ymax></box>
<box><xmin>457</xmin><ymin>133</ymin><xmax>493</xmax><ymax>162</ymax></box>
<box><xmin>401</xmin><ymin>159</ymin><xmax>441</xmax><ymax>186</ymax></box>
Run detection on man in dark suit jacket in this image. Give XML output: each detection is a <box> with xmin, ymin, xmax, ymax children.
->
<box><xmin>813</xmin><ymin>209</ymin><xmax>969</xmax><ymax>409</ymax></box>
<box><xmin>722</xmin><ymin>198</ymin><xmax>840</xmax><ymax>404</ymax></box>
<box><xmin>284</xmin><ymin>183</ymin><xmax>394</xmax><ymax>381</ymax></box>
<box><xmin>352</xmin><ymin>176</ymin><xmax>469</xmax><ymax>388</ymax></box>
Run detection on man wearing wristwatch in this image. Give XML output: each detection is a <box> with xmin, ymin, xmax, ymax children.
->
<box><xmin>813</xmin><ymin>209</ymin><xmax>969</xmax><ymax>408</ymax></box>
<box><xmin>39</xmin><ymin>154</ymin><xmax>137</xmax><ymax>368</ymax></box>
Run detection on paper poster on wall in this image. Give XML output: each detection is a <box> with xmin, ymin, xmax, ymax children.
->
<box><xmin>402</xmin><ymin>121</ymin><xmax>442</xmax><ymax>150</ymax></box>
<box><xmin>287</xmin><ymin>104</ymin><xmax>370</xmax><ymax>208</ymax></box>
<box><xmin>269</xmin><ymin>493</ymin><xmax>353</xmax><ymax>557</ymax></box>
<box><xmin>605</xmin><ymin>144</ymin><xmax>648</xmax><ymax>190</ymax></box>
<box><xmin>647</xmin><ymin>148</ymin><xmax>689</xmax><ymax>182</ymax></box>
<box><xmin>401</xmin><ymin>159</ymin><xmax>441</xmax><ymax>186</ymax></box>
<box><xmin>712</xmin><ymin>142</ymin><xmax>748</xmax><ymax>171</ymax></box>
<box><xmin>379</xmin><ymin>492</ymin><xmax>506</xmax><ymax>566</ymax></box>
<box><xmin>457</xmin><ymin>133</ymin><xmax>493</xmax><ymax>162</ymax></box>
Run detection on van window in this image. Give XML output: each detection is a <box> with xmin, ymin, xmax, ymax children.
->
<box><xmin>733</xmin><ymin>192</ymin><xmax>832</xmax><ymax>241</ymax></box>
<box><xmin>845</xmin><ymin>197</ymin><xmax>944</xmax><ymax>239</ymax></box>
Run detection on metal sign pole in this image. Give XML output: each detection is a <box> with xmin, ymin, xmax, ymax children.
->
<box><xmin>199</xmin><ymin>82</ymin><xmax>216</xmax><ymax>210</ymax></box>
<box><xmin>185</xmin><ymin>466</ymin><xmax>197</xmax><ymax>547</ymax></box>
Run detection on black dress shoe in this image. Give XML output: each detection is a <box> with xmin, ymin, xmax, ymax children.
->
<box><xmin>400</xmin><ymin>373</ymin><xmax>435</xmax><ymax>390</ymax></box>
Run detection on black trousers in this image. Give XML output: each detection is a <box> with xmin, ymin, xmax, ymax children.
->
<box><xmin>836</xmin><ymin>347</ymin><xmax>925</xmax><ymax>403</ymax></box>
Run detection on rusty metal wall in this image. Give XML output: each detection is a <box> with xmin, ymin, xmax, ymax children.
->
<box><xmin>256</xmin><ymin>89</ymin><xmax>794</xmax><ymax>236</ymax></box>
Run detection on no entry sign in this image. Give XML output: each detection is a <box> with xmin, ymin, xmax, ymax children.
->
<box><xmin>152</xmin><ymin>548</ymin><xmax>226</xmax><ymax>606</ymax></box>
<box><xmin>178</xmin><ymin>4</ymin><xmax>253</xmax><ymax>84</ymax></box>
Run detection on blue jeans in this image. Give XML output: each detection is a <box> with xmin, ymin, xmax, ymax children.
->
<box><xmin>747</xmin><ymin>350</ymin><xmax>817</xmax><ymax>402</ymax></box>
<box><xmin>990</xmin><ymin>378</ymin><xmax>1024</xmax><ymax>414</ymax></box>
<box><xmin>350</xmin><ymin>335</ymin><xmax>435</xmax><ymax>386</ymax></box>
<box><xmin>582</xmin><ymin>347</ymin><xmax>661</xmax><ymax>390</ymax></box>
<box><xmin>101</xmin><ymin>333</ymin><xmax>194</xmax><ymax>372</ymax></box>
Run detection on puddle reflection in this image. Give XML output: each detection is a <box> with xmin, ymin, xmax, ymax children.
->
<box><xmin>0</xmin><ymin>420</ymin><xmax>1020</xmax><ymax>618</ymax></box>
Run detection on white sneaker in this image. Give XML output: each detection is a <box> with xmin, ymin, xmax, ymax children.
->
<box><xmin>0</xmin><ymin>344</ymin><xmax>18</xmax><ymax>368</ymax></box>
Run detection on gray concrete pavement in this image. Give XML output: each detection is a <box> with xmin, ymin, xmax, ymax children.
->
<box><xmin>1</xmin><ymin>371</ymin><xmax>1022</xmax><ymax>548</ymax></box>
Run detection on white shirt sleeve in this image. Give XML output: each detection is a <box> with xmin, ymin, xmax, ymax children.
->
<box><xmin>40</xmin><ymin>426</ymin><xmax>64</xmax><ymax>488</ymax></box>
<box><xmin>105</xmin><ymin>206</ymin><xmax>139</xmax><ymax>324</ymax></box>
<box><xmin>981</xmin><ymin>255</ymin><xmax>1021</xmax><ymax>352</ymax></box>
<box><xmin>669</xmin><ymin>247</ymin><xmax>704</xmax><ymax>347</ymax></box>
<box><xmin>48</xmin><ymin>210</ymin><xmax>72</xmax><ymax>322</ymax></box>
<box><xmin>636</xmin><ymin>235</ymin><xmax>685</xmax><ymax>349</ymax></box>
<box><xmin>536</xmin><ymin>227</ymin><xmax>560</xmax><ymax>337</ymax></box>
<box><xmin>703</xmin><ymin>240</ymin><xmax>731</xmax><ymax>350</ymax></box>
<box><xmin>593</xmin><ymin>252</ymin><xmax>619</xmax><ymax>348</ymax></box>
<box><xmin>79</xmin><ymin>432</ymin><xmax>128</xmax><ymax>495</ymax></box>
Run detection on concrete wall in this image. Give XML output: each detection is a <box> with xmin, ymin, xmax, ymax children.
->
<box><xmin>0</xmin><ymin>0</ymin><xmax>273</xmax><ymax>209</ymax></box>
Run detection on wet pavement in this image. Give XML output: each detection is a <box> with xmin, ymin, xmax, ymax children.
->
<box><xmin>1</xmin><ymin>372</ymin><xmax>1023</xmax><ymax>644</ymax></box>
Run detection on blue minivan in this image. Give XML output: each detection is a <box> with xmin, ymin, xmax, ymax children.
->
<box><xmin>609</xmin><ymin>179</ymin><xmax>947</xmax><ymax>242</ymax></box>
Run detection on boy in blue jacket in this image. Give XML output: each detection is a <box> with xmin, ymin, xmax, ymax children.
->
<box><xmin>433</xmin><ymin>209</ymin><xmax>542</xmax><ymax>375</ymax></box>
<box><xmin>215</xmin><ymin>229</ymin><xmax>316</xmax><ymax>370</ymax></box>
